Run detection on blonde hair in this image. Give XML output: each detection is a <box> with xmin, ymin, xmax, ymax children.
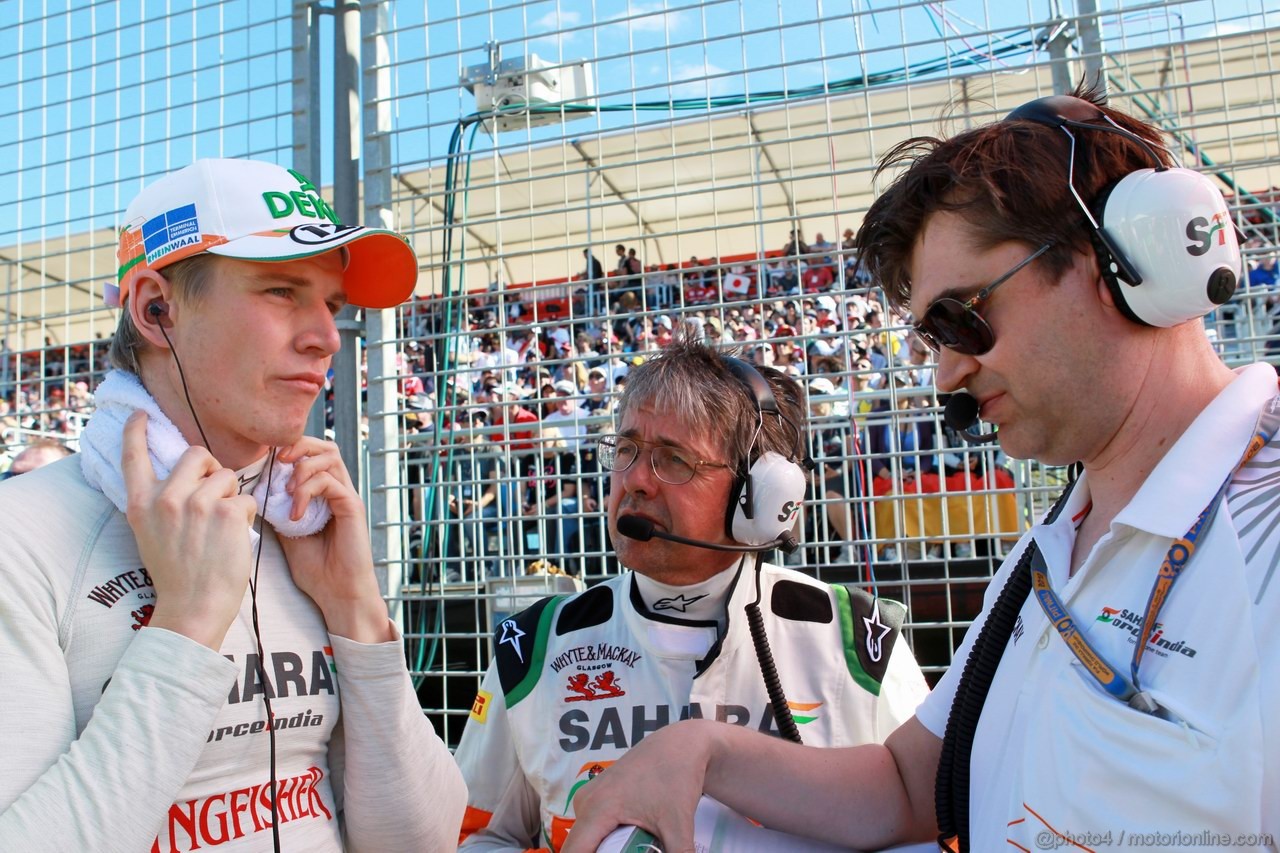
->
<box><xmin>108</xmin><ymin>254</ymin><xmax>219</xmax><ymax>374</ymax></box>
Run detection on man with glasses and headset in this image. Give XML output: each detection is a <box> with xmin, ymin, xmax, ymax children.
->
<box><xmin>454</xmin><ymin>330</ymin><xmax>927</xmax><ymax>852</ymax></box>
<box><xmin>563</xmin><ymin>85</ymin><xmax>1277</xmax><ymax>853</ymax></box>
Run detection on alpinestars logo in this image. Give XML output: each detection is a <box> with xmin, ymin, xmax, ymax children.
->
<box><xmin>862</xmin><ymin>604</ymin><xmax>892</xmax><ymax>663</ymax></box>
<box><xmin>652</xmin><ymin>593</ymin><xmax>707</xmax><ymax>612</ymax></box>
<box><xmin>499</xmin><ymin>619</ymin><xmax>527</xmax><ymax>663</ymax></box>
<box><xmin>1097</xmin><ymin>607</ymin><xmax>1198</xmax><ymax>658</ymax></box>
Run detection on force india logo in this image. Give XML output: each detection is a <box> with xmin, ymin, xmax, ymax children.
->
<box><xmin>1096</xmin><ymin>607</ymin><xmax>1198</xmax><ymax>658</ymax></box>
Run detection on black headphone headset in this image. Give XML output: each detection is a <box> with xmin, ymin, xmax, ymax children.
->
<box><xmin>1005</xmin><ymin>95</ymin><xmax>1242</xmax><ymax>328</ymax></box>
<box><xmin>720</xmin><ymin>358</ymin><xmax>811</xmax><ymax>548</ymax></box>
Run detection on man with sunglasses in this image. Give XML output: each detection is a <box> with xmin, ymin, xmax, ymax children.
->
<box><xmin>454</xmin><ymin>330</ymin><xmax>927</xmax><ymax>852</ymax></box>
<box><xmin>564</xmin><ymin>86</ymin><xmax>1277</xmax><ymax>853</ymax></box>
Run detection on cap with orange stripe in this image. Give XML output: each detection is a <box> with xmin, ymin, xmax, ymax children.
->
<box><xmin>111</xmin><ymin>158</ymin><xmax>418</xmax><ymax>310</ymax></box>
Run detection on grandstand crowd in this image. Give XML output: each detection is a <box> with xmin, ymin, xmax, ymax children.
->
<box><xmin>3</xmin><ymin>232</ymin><xmax>1278</xmax><ymax>579</ymax></box>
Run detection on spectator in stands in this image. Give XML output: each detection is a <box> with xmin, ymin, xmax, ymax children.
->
<box><xmin>583</xmin><ymin>365</ymin><xmax>615</xmax><ymax>422</ymax></box>
<box><xmin>613</xmin><ymin>244</ymin><xmax>642</xmax><ymax>298</ymax></box>
<box><xmin>703</xmin><ymin>315</ymin><xmax>727</xmax><ymax>345</ymax></box>
<box><xmin>815</xmin><ymin>295</ymin><xmax>841</xmax><ymax>331</ymax></box>
<box><xmin>810</xmin><ymin>232</ymin><xmax>836</xmax><ymax>268</ymax></box>
<box><xmin>806</xmin><ymin>376</ymin><xmax>862</xmax><ymax>565</ymax></box>
<box><xmin>543</xmin><ymin>379</ymin><xmax>588</xmax><ymax>451</ymax></box>
<box><xmin>627</xmin><ymin>247</ymin><xmax>643</xmax><ymax>278</ymax></box>
<box><xmin>777</xmin><ymin>259</ymin><xmax>801</xmax><ymax>294</ymax></box>
<box><xmin>584</xmin><ymin>247</ymin><xmax>604</xmax><ymax>284</ymax></box>
<box><xmin>1</xmin><ymin>438</ymin><xmax>73</xmax><ymax>480</ymax></box>
<box><xmin>864</xmin><ymin>307</ymin><xmax>903</xmax><ymax>365</ymax></box>
<box><xmin>445</xmin><ymin>410</ymin><xmax>514</xmax><ymax>581</ymax></box>
<box><xmin>491</xmin><ymin>382</ymin><xmax>540</xmax><ymax>455</ymax></box>
<box><xmin>905</xmin><ymin>331</ymin><xmax>935</xmax><ymax>389</ymax></box>
<box><xmin>781</xmin><ymin>228</ymin><xmax>809</xmax><ymax>261</ymax></box>
<box><xmin>649</xmin><ymin>263</ymin><xmax>679</xmax><ymax>308</ymax></box>
<box><xmin>455</xmin><ymin>331</ymin><xmax>927</xmax><ymax>851</ymax></box>
<box><xmin>747</xmin><ymin>341</ymin><xmax>775</xmax><ymax>369</ymax></box>
<box><xmin>801</xmin><ymin>261</ymin><xmax>834</xmax><ymax>293</ymax></box>
<box><xmin>0</xmin><ymin>396</ymin><xmax>17</xmax><ymax>449</ymax></box>
<box><xmin>518</xmin><ymin>426</ymin><xmax>586</xmax><ymax>556</ymax></box>
<box><xmin>772</xmin><ymin>337</ymin><xmax>805</xmax><ymax>374</ymax></box>
<box><xmin>1247</xmin><ymin>238</ymin><xmax>1278</xmax><ymax>289</ymax></box>
<box><xmin>653</xmin><ymin>315</ymin><xmax>674</xmax><ymax>348</ymax></box>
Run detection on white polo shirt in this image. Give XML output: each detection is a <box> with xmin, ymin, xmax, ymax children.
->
<box><xmin>918</xmin><ymin>362</ymin><xmax>1280</xmax><ymax>852</ymax></box>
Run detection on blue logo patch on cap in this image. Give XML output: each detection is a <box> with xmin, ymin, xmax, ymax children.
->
<box><xmin>142</xmin><ymin>204</ymin><xmax>201</xmax><ymax>263</ymax></box>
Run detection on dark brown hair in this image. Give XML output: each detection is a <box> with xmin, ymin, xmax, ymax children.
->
<box><xmin>853</xmin><ymin>82</ymin><xmax>1171</xmax><ymax>309</ymax></box>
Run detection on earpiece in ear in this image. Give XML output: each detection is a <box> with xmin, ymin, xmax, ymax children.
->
<box><xmin>146</xmin><ymin>301</ymin><xmax>174</xmax><ymax>329</ymax></box>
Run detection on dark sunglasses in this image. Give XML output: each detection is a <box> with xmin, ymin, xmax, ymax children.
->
<box><xmin>914</xmin><ymin>242</ymin><xmax>1053</xmax><ymax>355</ymax></box>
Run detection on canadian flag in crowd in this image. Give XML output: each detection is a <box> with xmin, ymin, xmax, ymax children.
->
<box><xmin>723</xmin><ymin>272</ymin><xmax>752</xmax><ymax>296</ymax></box>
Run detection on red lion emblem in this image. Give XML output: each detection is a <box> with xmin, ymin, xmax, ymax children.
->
<box><xmin>565</xmin><ymin>670</ymin><xmax>626</xmax><ymax>702</ymax></box>
<box><xmin>130</xmin><ymin>604</ymin><xmax>154</xmax><ymax>631</ymax></box>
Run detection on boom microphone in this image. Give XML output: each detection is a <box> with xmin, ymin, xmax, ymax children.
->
<box><xmin>617</xmin><ymin>515</ymin><xmax>795</xmax><ymax>553</ymax></box>
<box><xmin>943</xmin><ymin>392</ymin><xmax>1000</xmax><ymax>445</ymax></box>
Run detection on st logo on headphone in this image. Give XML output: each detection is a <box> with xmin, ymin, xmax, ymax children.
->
<box><xmin>1186</xmin><ymin>212</ymin><xmax>1230</xmax><ymax>257</ymax></box>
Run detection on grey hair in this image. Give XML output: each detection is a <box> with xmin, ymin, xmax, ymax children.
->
<box><xmin>108</xmin><ymin>253</ymin><xmax>220</xmax><ymax>374</ymax></box>
<box><xmin>615</xmin><ymin>324</ymin><xmax>805</xmax><ymax>472</ymax></box>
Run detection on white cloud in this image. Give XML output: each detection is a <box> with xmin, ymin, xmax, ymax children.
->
<box><xmin>608</xmin><ymin>3</ymin><xmax>691</xmax><ymax>37</ymax></box>
<box><xmin>668</xmin><ymin>60</ymin><xmax>736</xmax><ymax>99</ymax></box>
<box><xmin>531</xmin><ymin>9</ymin><xmax>582</xmax><ymax>50</ymax></box>
<box><xmin>535</xmin><ymin>9</ymin><xmax>581</xmax><ymax>30</ymax></box>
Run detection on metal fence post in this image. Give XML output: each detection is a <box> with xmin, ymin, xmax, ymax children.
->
<box><xmin>361</xmin><ymin>0</ymin><xmax>406</xmax><ymax>613</ymax></box>
<box><xmin>331</xmin><ymin>0</ymin><xmax>364</xmax><ymax>488</ymax></box>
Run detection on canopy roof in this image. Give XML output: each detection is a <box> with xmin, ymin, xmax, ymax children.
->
<box><xmin>4</xmin><ymin>28</ymin><xmax>1277</xmax><ymax>347</ymax></box>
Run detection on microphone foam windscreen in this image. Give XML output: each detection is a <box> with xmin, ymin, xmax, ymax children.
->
<box><xmin>616</xmin><ymin>515</ymin><xmax>655</xmax><ymax>541</ymax></box>
<box><xmin>943</xmin><ymin>393</ymin><xmax>981</xmax><ymax>432</ymax></box>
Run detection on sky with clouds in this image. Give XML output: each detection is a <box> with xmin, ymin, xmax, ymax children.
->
<box><xmin>1</xmin><ymin>0</ymin><xmax>1274</xmax><ymax>242</ymax></box>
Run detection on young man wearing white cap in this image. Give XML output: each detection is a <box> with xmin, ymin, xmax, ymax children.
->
<box><xmin>0</xmin><ymin>160</ymin><xmax>465</xmax><ymax>851</ymax></box>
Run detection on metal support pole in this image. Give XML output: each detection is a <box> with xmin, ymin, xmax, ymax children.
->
<box><xmin>362</xmin><ymin>0</ymin><xmax>405</xmax><ymax>613</ymax></box>
<box><xmin>1037</xmin><ymin>1</ymin><xmax>1075</xmax><ymax>97</ymax></box>
<box><xmin>295</xmin><ymin>0</ymin><xmax>329</xmax><ymax>441</ymax></box>
<box><xmin>331</xmin><ymin>0</ymin><xmax>363</xmax><ymax>488</ymax></box>
<box><xmin>1076</xmin><ymin>0</ymin><xmax>1105</xmax><ymax>94</ymax></box>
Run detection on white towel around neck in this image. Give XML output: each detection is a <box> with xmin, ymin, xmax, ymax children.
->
<box><xmin>79</xmin><ymin>370</ymin><xmax>332</xmax><ymax>541</ymax></box>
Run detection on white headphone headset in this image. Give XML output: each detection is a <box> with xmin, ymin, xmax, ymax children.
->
<box><xmin>1006</xmin><ymin>95</ymin><xmax>1242</xmax><ymax>328</ymax></box>
<box><xmin>721</xmin><ymin>358</ymin><xmax>810</xmax><ymax>547</ymax></box>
